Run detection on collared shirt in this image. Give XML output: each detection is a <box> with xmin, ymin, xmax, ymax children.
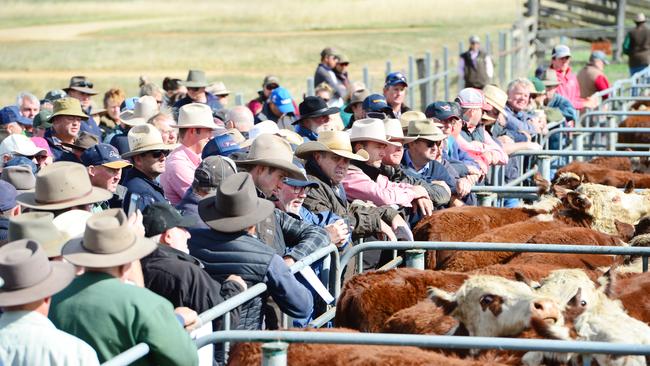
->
<box><xmin>294</xmin><ymin>124</ymin><xmax>319</xmax><ymax>142</ymax></box>
<box><xmin>0</xmin><ymin>311</ymin><xmax>99</xmax><ymax>366</ymax></box>
<box><xmin>553</xmin><ymin>66</ymin><xmax>585</xmax><ymax>109</ymax></box>
<box><xmin>122</xmin><ymin>167</ymin><xmax>168</xmax><ymax>212</ymax></box>
<box><xmin>402</xmin><ymin>149</ymin><xmax>429</xmax><ymax>175</ymax></box>
<box><xmin>160</xmin><ymin>144</ymin><xmax>202</xmax><ymax>205</ymax></box>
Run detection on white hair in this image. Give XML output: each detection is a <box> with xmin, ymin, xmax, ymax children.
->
<box><xmin>225</xmin><ymin>106</ymin><xmax>254</xmax><ymax>132</ymax></box>
<box><xmin>506</xmin><ymin>78</ymin><xmax>534</xmax><ymax>94</ymax></box>
<box><xmin>16</xmin><ymin>91</ymin><xmax>39</xmax><ymax>107</ymax></box>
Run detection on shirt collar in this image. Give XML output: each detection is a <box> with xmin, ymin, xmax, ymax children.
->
<box><xmin>179</xmin><ymin>144</ymin><xmax>202</xmax><ymax>166</ymax></box>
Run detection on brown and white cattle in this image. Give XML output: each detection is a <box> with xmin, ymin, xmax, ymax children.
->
<box><xmin>555</xmin><ymin>161</ymin><xmax>650</xmax><ymax>188</ymax></box>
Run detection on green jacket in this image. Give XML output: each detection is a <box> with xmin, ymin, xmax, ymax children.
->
<box><xmin>49</xmin><ymin>272</ymin><xmax>198</xmax><ymax>366</ymax></box>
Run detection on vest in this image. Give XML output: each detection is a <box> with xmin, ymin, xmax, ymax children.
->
<box><xmin>577</xmin><ymin>64</ymin><xmax>604</xmax><ymax>98</ymax></box>
<box><xmin>628</xmin><ymin>25</ymin><xmax>650</xmax><ymax>68</ymax></box>
<box><xmin>188</xmin><ymin>229</ymin><xmax>275</xmax><ymax>330</ymax></box>
<box><xmin>460</xmin><ymin>50</ymin><xmax>489</xmax><ymax>88</ymax></box>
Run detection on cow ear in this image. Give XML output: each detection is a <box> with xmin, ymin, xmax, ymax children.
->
<box><xmin>624</xmin><ymin>180</ymin><xmax>635</xmax><ymax>194</ymax></box>
<box><xmin>614</xmin><ymin>220</ymin><xmax>635</xmax><ymax>242</ymax></box>
<box><xmin>600</xmin><ymin>265</ymin><xmax>617</xmax><ymax>298</ymax></box>
<box><xmin>567</xmin><ymin>287</ymin><xmax>582</xmax><ymax>307</ymax></box>
<box><xmin>553</xmin><ymin>185</ymin><xmax>570</xmax><ymax>200</ymax></box>
<box><xmin>514</xmin><ymin>271</ymin><xmax>535</xmax><ymax>288</ymax></box>
<box><xmin>428</xmin><ymin>287</ymin><xmax>458</xmax><ymax>315</ymax></box>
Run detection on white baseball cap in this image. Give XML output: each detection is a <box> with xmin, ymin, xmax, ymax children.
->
<box><xmin>0</xmin><ymin>135</ymin><xmax>46</xmax><ymax>161</ymax></box>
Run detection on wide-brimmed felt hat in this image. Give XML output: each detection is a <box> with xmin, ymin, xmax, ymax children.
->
<box><xmin>295</xmin><ymin>130</ymin><xmax>369</xmax><ymax>161</ymax></box>
<box><xmin>399</xmin><ymin>110</ymin><xmax>427</xmax><ymax>130</ymax></box>
<box><xmin>48</xmin><ymin>97</ymin><xmax>88</xmax><ymax>122</ymax></box>
<box><xmin>61</xmin><ymin>131</ymin><xmax>99</xmax><ymax>151</ymax></box>
<box><xmin>344</xmin><ymin>89</ymin><xmax>370</xmax><ymax>113</ymax></box>
<box><xmin>9</xmin><ymin>212</ymin><xmax>70</xmax><ymax>258</ymax></box>
<box><xmin>184</xmin><ymin>69</ymin><xmax>210</xmax><ymax>88</ymax></box>
<box><xmin>207</xmin><ymin>81</ymin><xmax>231</xmax><ymax>96</ymax></box>
<box><xmin>122</xmin><ymin>124</ymin><xmax>178</xmax><ymax>158</ymax></box>
<box><xmin>349</xmin><ymin>118</ymin><xmax>400</xmax><ymax>147</ymax></box>
<box><xmin>0</xmin><ymin>239</ymin><xmax>76</xmax><ymax>306</ymax></box>
<box><xmin>483</xmin><ymin>85</ymin><xmax>507</xmax><ymax>115</ymax></box>
<box><xmin>177</xmin><ymin>103</ymin><xmax>218</xmax><ymax>130</ymax></box>
<box><xmin>53</xmin><ymin>210</ymin><xmax>92</xmax><ymax>239</ymax></box>
<box><xmin>384</xmin><ymin>118</ymin><xmax>416</xmax><ymax>144</ymax></box>
<box><xmin>541</xmin><ymin>69</ymin><xmax>561</xmax><ymax>87</ymax></box>
<box><xmin>198</xmin><ymin>172</ymin><xmax>274</xmax><ymax>233</ymax></box>
<box><xmin>293</xmin><ymin>96</ymin><xmax>339</xmax><ymax>125</ymax></box>
<box><xmin>407</xmin><ymin>120</ymin><xmax>447</xmax><ymax>142</ymax></box>
<box><xmin>64</xmin><ymin>76</ymin><xmax>97</xmax><ymax>95</ymax></box>
<box><xmin>62</xmin><ymin>209</ymin><xmax>156</xmax><ymax>268</ymax></box>
<box><xmin>235</xmin><ymin>134</ymin><xmax>304</xmax><ymax>179</ymax></box>
<box><xmin>1</xmin><ymin>166</ymin><xmax>35</xmax><ymax>193</ymax></box>
<box><xmin>16</xmin><ymin>162</ymin><xmax>112</xmax><ymax>211</ymax></box>
<box><xmin>120</xmin><ymin>96</ymin><xmax>158</xmax><ymax>127</ymax></box>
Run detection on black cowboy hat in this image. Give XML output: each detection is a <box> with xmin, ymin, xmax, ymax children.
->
<box><xmin>292</xmin><ymin>96</ymin><xmax>339</xmax><ymax>125</ymax></box>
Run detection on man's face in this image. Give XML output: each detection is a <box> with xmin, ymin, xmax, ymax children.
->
<box><xmin>166</xmin><ymin>227</ymin><xmax>191</xmax><ymax>254</ymax></box>
<box><xmin>153</xmin><ymin>118</ymin><xmax>177</xmax><ymax>144</ymax></box>
<box><xmin>324</xmin><ymin>55</ymin><xmax>338</xmax><ymax>68</ymax></box>
<box><xmin>275</xmin><ymin>181</ymin><xmax>307</xmax><ymax>215</ymax></box>
<box><xmin>545</xmin><ymin>85</ymin><xmax>557</xmax><ymax>100</ymax></box>
<box><xmin>1</xmin><ymin>122</ymin><xmax>24</xmax><ymax>135</ymax></box>
<box><xmin>19</xmin><ymin>97</ymin><xmax>39</xmax><ymax>119</ymax></box>
<box><xmin>134</xmin><ymin>150</ymin><xmax>168</xmax><ymax>177</ymax></box>
<box><xmin>507</xmin><ymin>84</ymin><xmax>530</xmax><ymax>112</ymax></box>
<box><xmin>551</xmin><ymin>56</ymin><xmax>570</xmax><ymax>72</ymax></box>
<box><xmin>359</xmin><ymin>141</ymin><xmax>387</xmax><ymax>168</ymax></box>
<box><xmin>383</xmin><ymin>143</ymin><xmax>404</xmax><ymax>166</ymax></box>
<box><xmin>88</xmin><ymin>165</ymin><xmax>122</xmax><ymax>192</ymax></box>
<box><xmin>462</xmin><ymin>108</ymin><xmax>482</xmax><ymax>127</ymax></box>
<box><xmin>409</xmin><ymin>139</ymin><xmax>440</xmax><ymax>162</ymax></box>
<box><xmin>264</xmin><ymin>83</ymin><xmax>278</xmax><ymax>98</ymax></box>
<box><xmin>192</xmin><ymin>128</ymin><xmax>214</xmax><ymax>150</ymax></box>
<box><xmin>67</xmin><ymin>89</ymin><xmax>92</xmax><ymax>110</ymax></box>
<box><xmin>254</xmin><ymin>166</ymin><xmax>288</xmax><ymax>198</ymax></box>
<box><xmin>52</xmin><ymin>115</ymin><xmax>81</xmax><ymax>140</ymax></box>
<box><xmin>351</xmin><ymin>103</ymin><xmax>364</xmax><ymax>120</ymax></box>
<box><xmin>470</xmin><ymin>42</ymin><xmax>481</xmax><ymax>52</ymax></box>
<box><xmin>106</xmin><ymin>100</ymin><xmax>121</xmax><ymax>120</ymax></box>
<box><xmin>187</xmin><ymin>87</ymin><xmax>206</xmax><ymax>102</ymax></box>
<box><xmin>384</xmin><ymin>84</ymin><xmax>406</xmax><ymax>106</ymax></box>
<box><xmin>303</xmin><ymin>115</ymin><xmax>329</xmax><ymax>133</ymax></box>
<box><xmin>315</xmin><ymin>152</ymin><xmax>350</xmax><ymax>184</ymax></box>
<box><xmin>440</xmin><ymin>116</ymin><xmax>462</xmax><ymax>137</ymax></box>
<box><xmin>335</xmin><ymin>62</ymin><xmax>349</xmax><ymax>74</ymax></box>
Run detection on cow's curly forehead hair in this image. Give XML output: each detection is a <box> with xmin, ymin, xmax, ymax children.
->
<box><xmin>455</xmin><ymin>275</ymin><xmax>534</xmax><ymax>301</ymax></box>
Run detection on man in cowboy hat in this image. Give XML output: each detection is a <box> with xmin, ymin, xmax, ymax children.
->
<box><xmin>0</xmin><ymin>239</ymin><xmax>100</xmax><ymax>365</ymax></box>
<box><xmin>623</xmin><ymin>13</ymin><xmax>650</xmax><ymax>76</ymax></box>
<box><xmin>49</xmin><ymin>209</ymin><xmax>199</xmax><ymax>364</ymax></box>
<box><xmin>173</xmin><ymin>69</ymin><xmax>221</xmax><ymax>117</ymax></box>
<box><xmin>121</xmin><ymin>124</ymin><xmax>176</xmax><ymax>212</ymax></box>
<box><xmin>81</xmin><ymin>143</ymin><xmax>132</xmax><ymax>211</ymax></box>
<box><xmin>108</xmin><ymin>95</ymin><xmax>160</xmax><ymax>155</ymax></box>
<box><xmin>293</xmin><ymin>96</ymin><xmax>339</xmax><ymax>142</ymax></box>
<box><xmin>58</xmin><ymin>131</ymin><xmax>99</xmax><ymax>163</ymax></box>
<box><xmin>189</xmin><ymin>172</ymin><xmax>313</xmax><ymax>330</ymax></box>
<box><xmin>343</xmin><ymin>88</ymin><xmax>369</xmax><ymax>126</ymax></box>
<box><xmin>63</xmin><ymin>76</ymin><xmax>102</xmax><ymax>137</ymax></box>
<box><xmin>44</xmin><ymin>97</ymin><xmax>88</xmax><ymax>161</ymax></box>
<box><xmin>160</xmin><ymin>103</ymin><xmax>217</xmax><ymax>205</ymax></box>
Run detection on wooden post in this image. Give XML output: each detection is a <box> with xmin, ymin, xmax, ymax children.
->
<box><xmin>416</xmin><ymin>57</ymin><xmax>426</xmax><ymax>111</ymax></box>
<box><xmin>408</xmin><ymin>55</ymin><xmax>415</xmax><ymax>109</ymax></box>
<box><xmin>306</xmin><ymin>77</ymin><xmax>314</xmax><ymax>97</ymax></box>
<box><xmin>458</xmin><ymin>41</ymin><xmax>465</xmax><ymax>90</ymax></box>
<box><xmin>363</xmin><ymin>66</ymin><xmax>371</xmax><ymax>92</ymax></box>
<box><xmin>615</xmin><ymin>0</ymin><xmax>627</xmax><ymax>62</ymax></box>
<box><xmin>499</xmin><ymin>31</ymin><xmax>507</xmax><ymax>88</ymax></box>
<box><xmin>433</xmin><ymin>58</ymin><xmax>440</xmax><ymax>101</ymax></box>
<box><xmin>385</xmin><ymin>60</ymin><xmax>392</xmax><ymax>76</ymax></box>
<box><xmin>443</xmin><ymin>46</ymin><xmax>450</xmax><ymax>101</ymax></box>
<box><xmin>425</xmin><ymin>52</ymin><xmax>433</xmax><ymax>106</ymax></box>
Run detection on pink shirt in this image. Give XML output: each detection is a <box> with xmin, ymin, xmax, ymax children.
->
<box><xmin>455</xmin><ymin>130</ymin><xmax>508</xmax><ymax>175</ymax></box>
<box><xmin>553</xmin><ymin>67</ymin><xmax>585</xmax><ymax>109</ymax></box>
<box><xmin>160</xmin><ymin>145</ymin><xmax>201</xmax><ymax>205</ymax></box>
<box><xmin>341</xmin><ymin>165</ymin><xmax>417</xmax><ymax>207</ymax></box>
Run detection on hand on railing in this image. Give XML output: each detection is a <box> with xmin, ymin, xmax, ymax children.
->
<box><xmin>174</xmin><ymin>307</ymin><xmax>199</xmax><ymax>332</ymax></box>
<box><xmin>325</xmin><ymin>219</ymin><xmax>349</xmax><ymax>247</ymax></box>
<box><xmin>226</xmin><ymin>275</ymin><xmax>248</xmax><ymax>291</ymax></box>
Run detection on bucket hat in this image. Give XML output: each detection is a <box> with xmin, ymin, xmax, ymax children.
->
<box><xmin>344</xmin><ymin>89</ymin><xmax>370</xmax><ymax>113</ymax></box>
<box><xmin>407</xmin><ymin>120</ymin><xmax>447</xmax><ymax>142</ymax></box>
<box><xmin>482</xmin><ymin>85</ymin><xmax>507</xmax><ymax>115</ymax></box>
<box><xmin>384</xmin><ymin>118</ymin><xmax>416</xmax><ymax>144</ymax></box>
<box><xmin>120</xmin><ymin>96</ymin><xmax>158</xmax><ymax>127</ymax></box>
<box><xmin>16</xmin><ymin>162</ymin><xmax>113</xmax><ymax>211</ymax></box>
<box><xmin>348</xmin><ymin>118</ymin><xmax>400</xmax><ymax>147</ymax></box>
<box><xmin>184</xmin><ymin>69</ymin><xmax>210</xmax><ymax>88</ymax></box>
<box><xmin>235</xmin><ymin>134</ymin><xmax>304</xmax><ymax>179</ymax></box>
<box><xmin>295</xmin><ymin>130</ymin><xmax>369</xmax><ymax>161</ymax></box>
<box><xmin>48</xmin><ymin>97</ymin><xmax>88</xmax><ymax>122</ymax></box>
<box><xmin>61</xmin><ymin>209</ymin><xmax>157</xmax><ymax>268</ymax></box>
<box><xmin>64</xmin><ymin>76</ymin><xmax>97</xmax><ymax>95</ymax></box>
<box><xmin>198</xmin><ymin>172</ymin><xmax>274</xmax><ymax>233</ymax></box>
<box><xmin>399</xmin><ymin>110</ymin><xmax>427</xmax><ymax>130</ymax></box>
<box><xmin>1</xmin><ymin>166</ymin><xmax>35</xmax><ymax>193</ymax></box>
<box><xmin>177</xmin><ymin>103</ymin><xmax>218</xmax><ymax>130</ymax></box>
<box><xmin>0</xmin><ymin>239</ymin><xmax>76</xmax><ymax>306</ymax></box>
<box><xmin>61</xmin><ymin>131</ymin><xmax>99</xmax><ymax>151</ymax></box>
<box><xmin>122</xmin><ymin>124</ymin><xmax>177</xmax><ymax>158</ymax></box>
<box><xmin>9</xmin><ymin>212</ymin><xmax>70</xmax><ymax>258</ymax></box>
<box><xmin>293</xmin><ymin>96</ymin><xmax>339</xmax><ymax>124</ymax></box>
<box><xmin>53</xmin><ymin>210</ymin><xmax>92</xmax><ymax>239</ymax></box>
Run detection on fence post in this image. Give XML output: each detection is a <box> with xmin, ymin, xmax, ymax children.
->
<box><xmin>416</xmin><ymin>57</ymin><xmax>426</xmax><ymax>111</ymax></box>
<box><xmin>306</xmin><ymin>77</ymin><xmax>315</xmax><ymax>97</ymax></box>
<box><xmin>443</xmin><ymin>46</ymin><xmax>450</xmax><ymax>101</ymax></box>
<box><xmin>385</xmin><ymin>60</ymin><xmax>392</xmax><ymax>76</ymax></box>
<box><xmin>408</xmin><ymin>55</ymin><xmax>416</xmax><ymax>109</ymax></box>
<box><xmin>499</xmin><ymin>31</ymin><xmax>507</xmax><ymax>88</ymax></box>
<box><xmin>262</xmin><ymin>342</ymin><xmax>288</xmax><ymax>366</ymax></box>
<box><xmin>485</xmin><ymin>33</ymin><xmax>492</xmax><ymax>55</ymax></box>
<box><xmin>615</xmin><ymin>0</ymin><xmax>627</xmax><ymax>62</ymax></box>
<box><xmin>362</xmin><ymin>67</ymin><xmax>371</xmax><ymax>91</ymax></box>
<box><xmin>425</xmin><ymin>52</ymin><xmax>433</xmax><ymax>106</ymax></box>
<box><xmin>404</xmin><ymin>249</ymin><xmax>425</xmax><ymax>269</ymax></box>
<box><xmin>234</xmin><ymin>93</ymin><xmax>244</xmax><ymax>106</ymax></box>
<box><xmin>510</xmin><ymin>29</ymin><xmax>517</xmax><ymax>79</ymax></box>
<box><xmin>433</xmin><ymin>58</ymin><xmax>440</xmax><ymax>101</ymax></box>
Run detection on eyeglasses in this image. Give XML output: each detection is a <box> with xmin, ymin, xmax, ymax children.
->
<box><xmin>265</xmin><ymin>84</ymin><xmax>279</xmax><ymax>91</ymax></box>
<box><xmin>72</xmin><ymin>80</ymin><xmax>93</xmax><ymax>88</ymax></box>
<box><xmin>288</xmin><ymin>185</ymin><xmax>308</xmax><ymax>194</ymax></box>
<box><xmin>187</xmin><ymin>87</ymin><xmax>201</xmax><ymax>92</ymax></box>
<box><xmin>424</xmin><ymin>140</ymin><xmax>442</xmax><ymax>148</ymax></box>
<box><xmin>148</xmin><ymin>150</ymin><xmax>170</xmax><ymax>159</ymax></box>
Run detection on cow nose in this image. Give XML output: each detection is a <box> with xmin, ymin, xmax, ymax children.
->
<box><xmin>531</xmin><ymin>299</ymin><xmax>560</xmax><ymax>324</ymax></box>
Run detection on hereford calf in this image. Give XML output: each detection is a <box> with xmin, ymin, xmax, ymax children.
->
<box><xmin>555</xmin><ymin>161</ymin><xmax>650</xmax><ymax>188</ymax></box>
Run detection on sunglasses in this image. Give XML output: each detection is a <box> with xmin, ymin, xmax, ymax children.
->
<box><xmin>265</xmin><ymin>84</ymin><xmax>279</xmax><ymax>91</ymax></box>
<box><xmin>148</xmin><ymin>150</ymin><xmax>170</xmax><ymax>159</ymax></box>
<box><xmin>72</xmin><ymin>80</ymin><xmax>93</xmax><ymax>88</ymax></box>
<box><xmin>424</xmin><ymin>140</ymin><xmax>442</xmax><ymax>148</ymax></box>
<box><xmin>187</xmin><ymin>87</ymin><xmax>202</xmax><ymax>92</ymax></box>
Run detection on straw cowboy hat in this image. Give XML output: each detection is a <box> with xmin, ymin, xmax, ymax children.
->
<box><xmin>198</xmin><ymin>172</ymin><xmax>274</xmax><ymax>233</ymax></box>
<box><xmin>235</xmin><ymin>134</ymin><xmax>304</xmax><ymax>179</ymax></box>
<box><xmin>399</xmin><ymin>110</ymin><xmax>427</xmax><ymax>130</ymax></box>
<box><xmin>384</xmin><ymin>118</ymin><xmax>416</xmax><ymax>144</ymax></box>
<box><xmin>122</xmin><ymin>124</ymin><xmax>178</xmax><ymax>158</ymax></box>
<box><xmin>184</xmin><ymin>69</ymin><xmax>210</xmax><ymax>88</ymax></box>
<box><xmin>1</xmin><ymin>166</ymin><xmax>35</xmax><ymax>193</ymax></box>
<box><xmin>9</xmin><ymin>212</ymin><xmax>70</xmax><ymax>258</ymax></box>
<box><xmin>295</xmin><ymin>130</ymin><xmax>369</xmax><ymax>161</ymax></box>
<box><xmin>0</xmin><ymin>239</ymin><xmax>76</xmax><ymax>306</ymax></box>
<box><xmin>349</xmin><ymin>118</ymin><xmax>400</xmax><ymax>147</ymax></box>
<box><xmin>61</xmin><ymin>209</ymin><xmax>156</xmax><ymax>268</ymax></box>
<box><xmin>483</xmin><ymin>85</ymin><xmax>507</xmax><ymax>115</ymax></box>
<box><xmin>407</xmin><ymin>120</ymin><xmax>447</xmax><ymax>142</ymax></box>
<box><xmin>16</xmin><ymin>162</ymin><xmax>112</xmax><ymax>211</ymax></box>
<box><xmin>64</xmin><ymin>76</ymin><xmax>97</xmax><ymax>95</ymax></box>
<box><xmin>48</xmin><ymin>98</ymin><xmax>88</xmax><ymax>122</ymax></box>
<box><xmin>120</xmin><ymin>96</ymin><xmax>159</xmax><ymax>127</ymax></box>
<box><xmin>61</xmin><ymin>131</ymin><xmax>99</xmax><ymax>151</ymax></box>
<box><xmin>177</xmin><ymin>103</ymin><xmax>218</xmax><ymax>130</ymax></box>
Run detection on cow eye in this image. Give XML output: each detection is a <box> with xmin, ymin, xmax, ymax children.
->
<box><xmin>480</xmin><ymin>295</ymin><xmax>494</xmax><ymax>305</ymax></box>
<box><xmin>580</xmin><ymin>300</ymin><xmax>587</xmax><ymax>307</ymax></box>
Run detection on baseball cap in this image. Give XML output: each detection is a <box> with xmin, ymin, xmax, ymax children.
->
<box><xmin>193</xmin><ymin>155</ymin><xmax>237</xmax><ymax>189</ymax></box>
<box><xmin>425</xmin><ymin>102</ymin><xmax>461</xmax><ymax>120</ymax></box>
<box><xmin>283</xmin><ymin>160</ymin><xmax>318</xmax><ymax>188</ymax></box>
<box><xmin>4</xmin><ymin>157</ymin><xmax>38</xmax><ymax>174</ymax></box>
<box><xmin>590</xmin><ymin>50</ymin><xmax>609</xmax><ymax>65</ymax></box>
<box><xmin>80</xmin><ymin>143</ymin><xmax>132</xmax><ymax>169</ymax></box>
<box><xmin>455</xmin><ymin>88</ymin><xmax>492</xmax><ymax>110</ymax></box>
<box><xmin>262</xmin><ymin>75</ymin><xmax>280</xmax><ymax>88</ymax></box>
<box><xmin>32</xmin><ymin>110</ymin><xmax>53</xmax><ymax>130</ymax></box>
<box><xmin>0</xmin><ymin>106</ymin><xmax>32</xmax><ymax>126</ymax></box>
<box><xmin>552</xmin><ymin>45</ymin><xmax>571</xmax><ymax>59</ymax></box>
<box><xmin>385</xmin><ymin>72</ymin><xmax>408</xmax><ymax>88</ymax></box>
<box><xmin>362</xmin><ymin>94</ymin><xmax>391</xmax><ymax>112</ymax></box>
<box><xmin>469</xmin><ymin>35</ymin><xmax>481</xmax><ymax>44</ymax></box>
<box><xmin>201</xmin><ymin>134</ymin><xmax>242</xmax><ymax>159</ymax></box>
<box><xmin>0</xmin><ymin>134</ymin><xmax>46</xmax><ymax>159</ymax></box>
<box><xmin>0</xmin><ymin>180</ymin><xmax>18</xmax><ymax>212</ymax></box>
<box><xmin>270</xmin><ymin>87</ymin><xmax>295</xmax><ymax>114</ymax></box>
<box><xmin>320</xmin><ymin>47</ymin><xmax>337</xmax><ymax>58</ymax></box>
<box><xmin>142</xmin><ymin>202</ymin><xmax>196</xmax><ymax>237</ymax></box>
<box><xmin>41</xmin><ymin>89</ymin><xmax>67</xmax><ymax>104</ymax></box>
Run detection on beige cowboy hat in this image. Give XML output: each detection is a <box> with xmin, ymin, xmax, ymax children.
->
<box><xmin>61</xmin><ymin>131</ymin><xmax>99</xmax><ymax>151</ymax></box>
<box><xmin>235</xmin><ymin>134</ymin><xmax>304</xmax><ymax>179</ymax></box>
<box><xmin>207</xmin><ymin>81</ymin><xmax>230</xmax><ymax>96</ymax></box>
<box><xmin>53</xmin><ymin>209</ymin><xmax>93</xmax><ymax>239</ymax></box>
<box><xmin>120</xmin><ymin>96</ymin><xmax>159</xmax><ymax>127</ymax></box>
<box><xmin>483</xmin><ymin>85</ymin><xmax>507</xmax><ymax>116</ymax></box>
<box><xmin>239</xmin><ymin>120</ymin><xmax>279</xmax><ymax>149</ymax></box>
<box><xmin>295</xmin><ymin>130</ymin><xmax>369</xmax><ymax>161</ymax></box>
<box><xmin>399</xmin><ymin>110</ymin><xmax>427</xmax><ymax>130</ymax></box>
<box><xmin>541</xmin><ymin>69</ymin><xmax>561</xmax><ymax>87</ymax></box>
<box><xmin>48</xmin><ymin>97</ymin><xmax>88</xmax><ymax>122</ymax></box>
<box><xmin>121</xmin><ymin>124</ymin><xmax>178</xmax><ymax>158</ymax></box>
<box><xmin>277</xmin><ymin>129</ymin><xmax>305</xmax><ymax>146</ymax></box>
<box><xmin>349</xmin><ymin>118</ymin><xmax>400</xmax><ymax>147</ymax></box>
<box><xmin>177</xmin><ymin>103</ymin><xmax>218</xmax><ymax>130</ymax></box>
<box><xmin>1</xmin><ymin>166</ymin><xmax>35</xmax><ymax>193</ymax></box>
<box><xmin>16</xmin><ymin>162</ymin><xmax>112</xmax><ymax>211</ymax></box>
<box><xmin>9</xmin><ymin>212</ymin><xmax>70</xmax><ymax>258</ymax></box>
<box><xmin>63</xmin><ymin>76</ymin><xmax>98</xmax><ymax>95</ymax></box>
<box><xmin>0</xmin><ymin>239</ymin><xmax>76</xmax><ymax>306</ymax></box>
<box><xmin>184</xmin><ymin>69</ymin><xmax>210</xmax><ymax>88</ymax></box>
<box><xmin>61</xmin><ymin>209</ymin><xmax>156</xmax><ymax>268</ymax></box>
<box><xmin>407</xmin><ymin>120</ymin><xmax>447</xmax><ymax>142</ymax></box>
<box><xmin>224</xmin><ymin>128</ymin><xmax>246</xmax><ymax>145</ymax></box>
<box><xmin>384</xmin><ymin>118</ymin><xmax>416</xmax><ymax>144</ymax></box>
<box><xmin>198</xmin><ymin>172</ymin><xmax>274</xmax><ymax>233</ymax></box>
<box><xmin>344</xmin><ymin>89</ymin><xmax>370</xmax><ymax>113</ymax></box>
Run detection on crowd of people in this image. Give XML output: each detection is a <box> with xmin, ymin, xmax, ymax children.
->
<box><xmin>0</xmin><ymin>13</ymin><xmax>649</xmax><ymax>365</ymax></box>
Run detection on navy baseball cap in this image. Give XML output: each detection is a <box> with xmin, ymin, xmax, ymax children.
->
<box><xmin>202</xmin><ymin>134</ymin><xmax>242</xmax><ymax>159</ymax></box>
<box><xmin>0</xmin><ymin>106</ymin><xmax>32</xmax><ymax>126</ymax></box>
<box><xmin>270</xmin><ymin>87</ymin><xmax>295</xmax><ymax>114</ymax></box>
<box><xmin>142</xmin><ymin>202</ymin><xmax>196</xmax><ymax>237</ymax></box>
<box><xmin>4</xmin><ymin>156</ymin><xmax>38</xmax><ymax>174</ymax></box>
<box><xmin>384</xmin><ymin>72</ymin><xmax>408</xmax><ymax>88</ymax></box>
<box><xmin>81</xmin><ymin>143</ymin><xmax>132</xmax><ymax>169</ymax></box>
<box><xmin>425</xmin><ymin>102</ymin><xmax>462</xmax><ymax>120</ymax></box>
<box><xmin>283</xmin><ymin>160</ymin><xmax>318</xmax><ymax>188</ymax></box>
<box><xmin>0</xmin><ymin>180</ymin><xmax>18</xmax><ymax>211</ymax></box>
<box><xmin>362</xmin><ymin>94</ymin><xmax>391</xmax><ymax>112</ymax></box>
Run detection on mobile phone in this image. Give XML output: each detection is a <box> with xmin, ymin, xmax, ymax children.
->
<box><xmin>127</xmin><ymin>192</ymin><xmax>140</xmax><ymax>217</ymax></box>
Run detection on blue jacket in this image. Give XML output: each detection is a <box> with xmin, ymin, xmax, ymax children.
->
<box><xmin>402</xmin><ymin>150</ymin><xmax>458</xmax><ymax>195</ymax></box>
<box><xmin>122</xmin><ymin>168</ymin><xmax>168</xmax><ymax>212</ymax></box>
<box><xmin>548</xmin><ymin>94</ymin><xmax>578</xmax><ymax>122</ymax></box>
<box><xmin>80</xmin><ymin>112</ymin><xmax>102</xmax><ymax>137</ymax></box>
<box><xmin>444</xmin><ymin>136</ymin><xmax>479</xmax><ymax>171</ymax></box>
<box><xmin>176</xmin><ymin>187</ymin><xmax>208</xmax><ymax>229</ymax></box>
<box><xmin>43</xmin><ymin>132</ymin><xmax>70</xmax><ymax>162</ymax></box>
<box><xmin>295</xmin><ymin>124</ymin><xmax>319</xmax><ymax>142</ymax></box>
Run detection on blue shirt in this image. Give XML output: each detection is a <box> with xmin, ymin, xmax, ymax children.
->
<box><xmin>295</xmin><ymin>124</ymin><xmax>319</xmax><ymax>142</ymax></box>
<box><xmin>402</xmin><ymin>150</ymin><xmax>458</xmax><ymax>195</ymax></box>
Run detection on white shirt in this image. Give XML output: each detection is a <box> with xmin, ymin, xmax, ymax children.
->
<box><xmin>0</xmin><ymin>311</ymin><xmax>99</xmax><ymax>366</ymax></box>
